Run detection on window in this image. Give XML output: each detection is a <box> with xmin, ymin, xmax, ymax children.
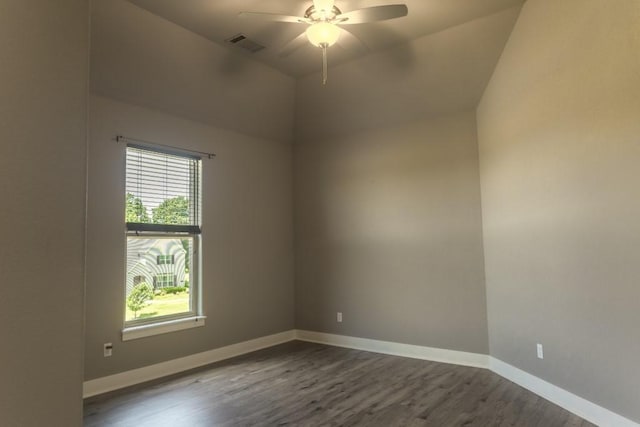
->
<box><xmin>154</xmin><ymin>273</ymin><xmax>177</xmax><ymax>288</ymax></box>
<box><xmin>156</xmin><ymin>254</ymin><xmax>175</xmax><ymax>265</ymax></box>
<box><xmin>124</xmin><ymin>145</ymin><xmax>202</xmax><ymax>334</ymax></box>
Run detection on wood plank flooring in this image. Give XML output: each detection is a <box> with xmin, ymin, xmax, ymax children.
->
<box><xmin>84</xmin><ymin>341</ymin><xmax>594</xmax><ymax>426</ymax></box>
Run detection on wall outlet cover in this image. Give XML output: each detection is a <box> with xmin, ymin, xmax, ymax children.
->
<box><xmin>536</xmin><ymin>343</ymin><xmax>544</xmax><ymax>359</ymax></box>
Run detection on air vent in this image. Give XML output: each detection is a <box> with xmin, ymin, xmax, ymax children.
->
<box><xmin>225</xmin><ymin>33</ymin><xmax>266</xmax><ymax>53</ymax></box>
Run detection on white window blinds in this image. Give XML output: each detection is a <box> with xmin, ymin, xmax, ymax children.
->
<box><xmin>125</xmin><ymin>145</ymin><xmax>201</xmax><ymax>233</ymax></box>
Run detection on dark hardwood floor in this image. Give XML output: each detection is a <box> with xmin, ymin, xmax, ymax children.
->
<box><xmin>84</xmin><ymin>341</ymin><xmax>594</xmax><ymax>426</ymax></box>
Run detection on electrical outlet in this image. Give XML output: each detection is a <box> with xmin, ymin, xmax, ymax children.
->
<box><xmin>337</xmin><ymin>312</ymin><xmax>343</xmax><ymax>323</ymax></box>
<box><xmin>104</xmin><ymin>343</ymin><xmax>113</xmax><ymax>357</ymax></box>
<box><xmin>536</xmin><ymin>343</ymin><xmax>544</xmax><ymax>359</ymax></box>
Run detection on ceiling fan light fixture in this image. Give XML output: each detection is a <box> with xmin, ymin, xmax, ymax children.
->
<box><xmin>240</xmin><ymin>1</ymin><xmax>409</xmax><ymax>85</ymax></box>
<box><xmin>306</xmin><ymin>22</ymin><xmax>340</xmax><ymax>47</ymax></box>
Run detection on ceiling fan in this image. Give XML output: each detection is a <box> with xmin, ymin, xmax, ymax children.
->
<box><xmin>240</xmin><ymin>0</ymin><xmax>409</xmax><ymax>84</ymax></box>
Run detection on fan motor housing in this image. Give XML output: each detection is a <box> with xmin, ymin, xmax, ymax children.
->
<box><xmin>304</xmin><ymin>5</ymin><xmax>342</xmax><ymax>22</ymax></box>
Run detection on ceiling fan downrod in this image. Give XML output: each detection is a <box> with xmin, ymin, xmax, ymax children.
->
<box><xmin>322</xmin><ymin>46</ymin><xmax>328</xmax><ymax>85</ymax></box>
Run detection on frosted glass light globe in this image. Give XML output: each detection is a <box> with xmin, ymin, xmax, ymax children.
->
<box><xmin>306</xmin><ymin>22</ymin><xmax>341</xmax><ymax>47</ymax></box>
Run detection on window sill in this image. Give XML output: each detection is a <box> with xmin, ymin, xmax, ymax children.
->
<box><xmin>122</xmin><ymin>316</ymin><xmax>206</xmax><ymax>341</ymax></box>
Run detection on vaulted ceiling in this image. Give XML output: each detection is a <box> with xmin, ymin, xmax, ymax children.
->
<box><xmin>129</xmin><ymin>0</ymin><xmax>525</xmax><ymax>77</ymax></box>
<box><xmin>91</xmin><ymin>0</ymin><xmax>525</xmax><ymax>142</ymax></box>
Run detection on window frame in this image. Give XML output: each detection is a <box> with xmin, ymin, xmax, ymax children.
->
<box><xmin>122</xmin><ymin>144</ymin><xmax>204</xmax><ymax>337</ymax></box>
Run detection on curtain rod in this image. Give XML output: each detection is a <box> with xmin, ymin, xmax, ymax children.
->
<box><xmin>115</xmin><ymin>135</ymin><xmax>216</xmax><ymax>159</ymax></box>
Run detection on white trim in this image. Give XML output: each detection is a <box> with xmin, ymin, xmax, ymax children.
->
<box><xmin>122</xmin><ymin>316</ymin><xmax>207</xmax><ymax>341</ymax></box>
<box><xmin>490</xmin><ymin>357</ymin><xmax>639</xmax><ymax>427</ymax></box>
<box><xmin>83</xmin><ymin>330</ymin><xmax>296</xmax><ymax>398</ymax></box>
<box><xmin>295</xmin><ymin>330</ymin><xmax>490</xmax><ymax>368</ymax></box>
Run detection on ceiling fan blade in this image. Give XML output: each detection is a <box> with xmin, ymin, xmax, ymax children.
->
<box><xmin>279</xmin><ymin>32</ymin><xmax>310</xmax><ymax>57</ymax></box>
<box><xmin>335</xmin><ymin>4</ymin><xmax>408</xmax><ymax>25</ymax></box>
<box><xmin>239</xmin><ymin>12</ymin><xmax>310</xmax><ymax>24</ymax></box>
<box><xmin>337</xmin><ymin>28</ymin><xmax>368</xmax><ymax>54</ymax></box>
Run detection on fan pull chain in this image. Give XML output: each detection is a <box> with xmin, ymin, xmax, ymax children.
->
<box><xmin>322</xmin><ymin>46</ymin><xmax>328</xmax><ymax>85</ymax></box>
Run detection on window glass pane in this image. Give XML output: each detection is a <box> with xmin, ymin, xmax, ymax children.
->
<box><xmin>126</xmin><ymin>236</ymin><xmax>193</xmax><ymax>322</ymax></box>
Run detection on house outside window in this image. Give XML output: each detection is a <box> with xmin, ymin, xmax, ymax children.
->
<box><xmin>124</xmin><ymin>145</ymin><xmax>202</xmax><ymax>330</ymax></box>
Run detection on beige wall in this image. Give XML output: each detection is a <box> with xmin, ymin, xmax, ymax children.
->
<box><xmin>85</xmin><ymin>95</ymin><xmax>295</xmax><ymax>380</ymax></box>
<box><xmin>295</xmin><ymin>112</ymin><xmax>489</xmax><ymax>353</ymax></box>
<box><xmin>477</xmin><ymin>0</ymin><xmax>640</xmax><ymax>422</ymax></box>
<box><xmin>0</xmin><ymin>1</ymin><xmax>89</xmax><ymax>425</ymax></box>
<box><xmin>85</xmin><ymin>0</ymin><xmax>296</xmax><ymax>380</ymax></box>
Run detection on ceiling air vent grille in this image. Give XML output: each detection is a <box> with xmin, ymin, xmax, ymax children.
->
<box><xmin>225</xmin><ymin>33</ymin><xmax>266</xmax><ymax>53</ymax></box>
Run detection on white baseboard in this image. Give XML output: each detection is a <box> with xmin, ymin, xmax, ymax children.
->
<box><xmin>490</xmin><ymin>357</ymin><xmax>638</xmax><ymax>427</ymax></box>
<box><xmin>83</xmin><ymin>329</ymin><xmax>639</xmax><ymax>427</ymax></box>
<box><xmin>83</xmin><ymin>330</ymin><xmax>296</xmax><ymax>398</ymax></box>
<box><xmin>295</xmin><ymin>329</ymin><xmax>490</xmax><ymax>368</ymax></box>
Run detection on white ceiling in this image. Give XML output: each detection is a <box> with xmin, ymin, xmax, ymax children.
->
<box><xmin>129</xmin><ymin>0</ymin><xmax>525</xmax><ymax>77</ymax></box>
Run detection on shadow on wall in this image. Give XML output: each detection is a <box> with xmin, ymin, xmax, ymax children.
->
<box><xmin>218</xmin><ymin>49</ymin><xmax>251</xmax><ymax>75</ymax></box>
<box><xmin>339</xmin><ymin>25</ymin><xmax>419</xmax><ymax>72</ymax></box>
<box><xmin>373</xmin><ymin>39</ymin><xmax>417</xmax><ymax>72</ymax></box>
